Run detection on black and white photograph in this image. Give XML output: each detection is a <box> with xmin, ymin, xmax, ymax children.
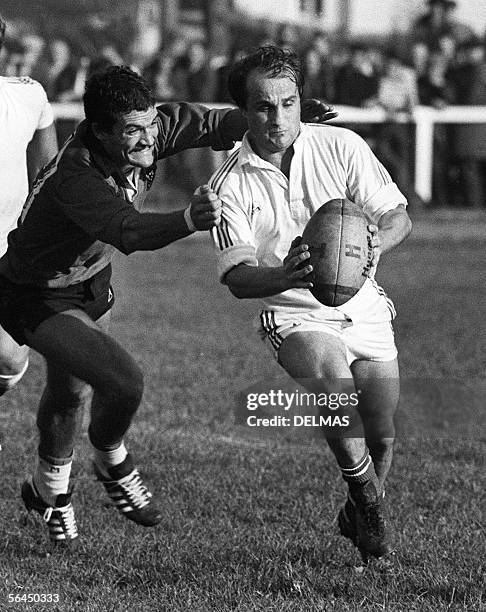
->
<box><xmin>0</xmin><ymin>1</ymin><xmax>484</xmax><ymax>610</ymax></box>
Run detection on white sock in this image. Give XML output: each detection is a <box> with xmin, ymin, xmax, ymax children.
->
<box><xmin>93</xmin><ymin>441</ymin><xmax>128</xmax><ymax>475</ymax></box>
<box><xmin>33</xmin><ymin>456</ymin><xmax>72</xmax><ymax>507</ymax></box>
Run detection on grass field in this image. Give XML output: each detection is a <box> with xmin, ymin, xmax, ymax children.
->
<box><xmin>0</xmin><ymin>183</ymin><xmax>485</xmax><ymax>611</ymax></box>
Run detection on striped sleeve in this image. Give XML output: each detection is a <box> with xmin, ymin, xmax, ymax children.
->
<box><xmin>344</xmin><ymin>130</ymin><xmax>407</xmax><ymax>224</ymax></box>
<box><xmin>209</xmin><ymin>150</ymin><xmax>258</xmax><ymax>283</ymax></box>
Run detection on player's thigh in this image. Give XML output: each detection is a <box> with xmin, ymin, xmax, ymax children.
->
<box><xmin>351</xmin><ymin>358</ymin><xmax>400</xmax><ymax>438</ymax></box>
<box><xmin>41</xmin><ymin>309</ymin><xmax>112</xmax><ymax>405</ymax></box>
<box><xmin>23</xmin><ymin>308</ymin><xmax>142</xmax><ymax>396</ymax></box>
<box><xmin>0</xmin><ymin>324</ymin><xmax>29</xmax><ymax>373</ymax></box>
<box><xmin>278</xmin><ymin>330</ymin><xmax>353</xmax><ymax>386</ymax></box>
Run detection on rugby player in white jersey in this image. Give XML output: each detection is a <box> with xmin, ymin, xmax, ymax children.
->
<box><xmin>211</xmin><ymin>47</ymin><xmax>412</xmax><ymax>562</ymax></box>
<box><xmin>0</xmin><ymin>15</ymin><xmax>57</xmax><ymax>401</ymax></box>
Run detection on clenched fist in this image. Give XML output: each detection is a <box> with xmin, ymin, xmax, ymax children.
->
<box><xmin>189</xmin><ymin>185</ymin><xmax>222</xmax><ymax>231</ymax></box>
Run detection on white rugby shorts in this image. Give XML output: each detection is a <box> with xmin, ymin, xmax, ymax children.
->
<box><xmin>258</xmin><ymin>309</ymin><xmax>397</xmax><ymax>365</ymax></box>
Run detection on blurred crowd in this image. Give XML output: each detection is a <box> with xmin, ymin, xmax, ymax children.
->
<box><xmin>1</xmin><ymin>0</ymin><xmax>485</xmax><ymax>206</ymax></box>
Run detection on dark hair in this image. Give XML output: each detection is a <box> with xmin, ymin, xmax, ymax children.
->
<box><xmin>227</xmin><ymin>46</ymin><xmax>304</xmax><ymax>109</ymax></box>
<box><xmin>0</xmin><ymin>14</ymin><xmax>6</xmax><ymax>52</ymax></box>
<box><xmin>83</xmin><ymin>65</ymin><xmax>155</xmax><ymax>131</ymax></box>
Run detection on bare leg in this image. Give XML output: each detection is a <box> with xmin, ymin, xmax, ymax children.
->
<box><xmin>351</xmin><ymin>358</ymin><xmax>400</xmax><ymax>493</ymax></box>
<box><xmin>24</xmin><ymin>309</ymin><xmax>143</xmax><ymax>457</ymax></box>
<box><xmin>0</xmin><ymin>325</ymin><xmax>29</xmax><ymax>396</ymax></box>
<box><xmin>278</xmin><ymin>331</ymin><xmax>368</xmax><ymax>469</ymax></box>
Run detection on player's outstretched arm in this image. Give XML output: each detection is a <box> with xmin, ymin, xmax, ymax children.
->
<box><xmin>300</xmin><ymin>99</ymin><xmax>338</xmax><ymax>123</ymax></box>
<box><xmin>120</xmin><ymin>186</ymin><xmax>221</xmax><ymax>254</ymax></box>
<box><xmin>225</xmin><ymin>237</ymin><xmax>313</xmax><ymax>299</ymax></box>
<box><xmin>368</xmin><ymin>204</ymin><xmax>412</xmax><ymax>268</ymax></box>
<box><xmin>158</xmin><ymin>99</ymin><xmax>337</xmax><ymax>157</ymax></box>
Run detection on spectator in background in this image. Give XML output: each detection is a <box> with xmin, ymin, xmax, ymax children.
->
<box><xmin>451</xmin><ymin>39</ymin><xmax>486</xmax><ymax>207</ymax></box>
<box><xmin>412</xmin><ymin>0</ymin><xmax>473</xmax><ymax>46</ymax></box>
<box><xmin>303</xmin><ymin>32</ymin><xmax>335</xmax><ymax>102</ymax></box>
<box><xmin>437</xmin><ymin>33</ymin><xmax>457</xmax><ymax>65</ymax></box>
<box><xmin>276</xmin><ymin>23</ymin><xmax>300</xmax><ymax>52</ymax></box>
<box><xmin>302</xmin><ymin>46</ymin><xmax>335</xmax><ymax>102</ymax></box>
<box><xmin>98</xmin><ymin>45</ymin><xmax>124</xmax><ymax>67</ymax></box>
<box><xmin>2</xmin><ymin>39</ymin><xmax>26</xmax><ymax>77</ymax></box>
<box><xmin>374</xmin><ymin>49</ymin><xmax>421</xmax><ymax>205</ymax></box>
<box><xmin>179</xmin><ymin>40</ymin><xmax>215</xmax><ymax>102</ymax></box>
<box><xmin>19</xmin><ymin>33</ymin><xmax>45</xmax><ymax>78</ymax></box>
<box><xmin>418</xmin><ymin>46</ymin><xmax>452</xmax><ymax>107</ymax></box>
<box><xmin>143</xmin><ymin>32</ymin><xmax>187</xmax><ymax>101</ymax></box>
<box><xmin>409</xmin><ymin>41</ymin><xmax>430</xmax><ymax>80</ymax></box>
<box><xmin>214</xmin><ymin>44</ymin><xmax>249</xmax><ymax>103</ymax></box>
<box><xmin>37</xmin><ymin>39</ymin><xmax>78</xmax><ymax>101</ymax></box>
<box><xmin>335</xmin><ymin>44</ymin><xmax>379</xmax><ymax>107</ymax></box>
<box><xmin>335</xmin><ymin>43</ymin><xmax>380</xmax><ymax>143</ymax></box>
<box><xmin>311</xmin><ymin>31</ymin><xmax>332</xmax><ymax>60</ymax></box>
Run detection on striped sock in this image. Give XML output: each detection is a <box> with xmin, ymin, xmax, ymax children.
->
<box><xmin>340</xmin><ymin>451</ymin><xmax>375</xmax><ymax>485</ymax></box>
<box><xmin>340</xmin><ymin>451</ymin><xmax>380</xmax><ymax>503</ymax></box>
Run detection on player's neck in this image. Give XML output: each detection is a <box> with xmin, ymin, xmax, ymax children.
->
<box><xmin>251</xmin><ymin>142</ymin><xmax>294</xmax><ymax>179</ymax></box>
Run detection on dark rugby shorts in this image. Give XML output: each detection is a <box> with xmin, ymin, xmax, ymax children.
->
<box><xmin>0</xmin><ymin>264</ymin><xmax>115</xmax><ymax>345</ymax></box>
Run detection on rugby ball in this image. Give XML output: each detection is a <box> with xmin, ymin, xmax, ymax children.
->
<box><xmin>301</xmin><ymin>198</ymin><xmax>372</xmax><ymax>307</ymax></box>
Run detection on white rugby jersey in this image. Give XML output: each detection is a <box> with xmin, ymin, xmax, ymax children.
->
<box><xmin>210</xmin><ymin>123</ymin><xmax>407</xmax><ymax>322</ymax></box>
<box><xmin>0</xmin><ymin>76</ymin><xmax>54</xmax><ymax>254</ymax></box>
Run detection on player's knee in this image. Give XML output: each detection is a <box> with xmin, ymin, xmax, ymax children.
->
<box><xmin>0</xmin><ymin>359</ymin><xmax>29</xmax><ymax>394</ymax></box>
<box><xmin>107</xmin><ymin>364</ymin><xmax>144</xmax><ymax>411</ymax></box>
<box><xmin>44</xmin><ymin>379</ymin><xmax>93</xmax><ymax>412</ymax></box>
<box><xmin>368</xmin><ymin>437</ymin><xmax>394</xmax><ymax>455</ymax></box>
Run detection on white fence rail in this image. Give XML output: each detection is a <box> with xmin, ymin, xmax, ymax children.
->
<box><xmin>51</xmin><ymin>103</ymin><xmax>486</xmax><ymax>203</ymax></box>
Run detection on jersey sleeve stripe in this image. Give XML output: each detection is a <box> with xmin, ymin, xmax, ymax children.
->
<box><xmin>214</xmin><ymin>224</ymin><xmax>225</xmax><ymax>250</ymax></box>
<box><xmin>209</xmin><ymin>150</ymin><xmax>235</xmax><ymax>190</ymax></box>
<box><xmin>219</xmin><ymin>214</ymin><xmax>233</xmax><ymax>248</ymax></box>
<box><xmin>215</xmin><ymin>215</ymin><xmax>230</xmax><ymax>250</ymax></box>
<box><xmin>210</xmin><ymin>150</ymin><xmax>239</xmax><ymax>195</ymax></box>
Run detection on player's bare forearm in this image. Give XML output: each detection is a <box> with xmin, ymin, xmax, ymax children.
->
<box><xmin>377</xmin><ymin>205</ymin><xmax>412</xmax><ymax>254</ymax></box>
<box><xmin>121</xmin><ymin>210</ymin><xmax>192</xmax><ymax>253</ymax></box>
<box><xmin>225</xmin><ymin>243</ymin><xmax>313</xmax><ymax>298</ymax></box>
<box><xmin>120</xmin><ymin>185</ymin><xmax>220</xmax><ymax>253</ymax></box>
<box><xmin>225</xmin><ymin>264</ymin><xmax>290</xmax><ymax>299</ymax></box>
<box><xmin>367</xmin><ymin>205</ymin><xmax>411</xmax><ymax>269</ymax></box>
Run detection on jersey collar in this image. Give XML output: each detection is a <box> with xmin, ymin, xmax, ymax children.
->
<box><xmin>239</xmin><ymin>123</ymin><xmax>307</xmax><ymax>170</ymax></box>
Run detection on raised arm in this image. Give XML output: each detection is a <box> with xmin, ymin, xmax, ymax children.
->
<box><xmin>156</xmin><ymin>99</ymin><xmax>338</xmax><ymax>158</ymax></box>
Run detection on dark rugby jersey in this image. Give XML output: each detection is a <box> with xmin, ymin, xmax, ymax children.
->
<box><xmin>0</xmin><ymin>103</ymin><xmax>245</xmax><ymax>288</ymax></box>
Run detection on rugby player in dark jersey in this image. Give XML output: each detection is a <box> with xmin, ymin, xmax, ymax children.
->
<box><xmin>0</xmin><ymin>65</ymin><xmax>335</xmax><ymax>545</ymax></box>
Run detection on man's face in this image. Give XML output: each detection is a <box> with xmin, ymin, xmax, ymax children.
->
<box><xmin>96</xmin><ymin>106</ymin><xmax>159</xmax><ymax>170</ymax></box>
<box><xmin>243</xmin><ymin>69</ymin><xmax>301</xmax><ymax>158</ymax></box>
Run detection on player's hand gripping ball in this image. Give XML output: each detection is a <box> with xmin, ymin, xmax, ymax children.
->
<box><xmin>301</xmin><ymin>198</ymin><xmax>373</xmax><ymax>307</ymax></box>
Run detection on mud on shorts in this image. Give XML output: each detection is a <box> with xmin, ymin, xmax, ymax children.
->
<box><xmin>258</xmin><ymin>308</ymin><xmax>397</xmax><ymax>365</ymax></box>
<box><xmin>0</xmin><ymin>264</ymin><xmax>115</xmax><ymax>346</ymax></box>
